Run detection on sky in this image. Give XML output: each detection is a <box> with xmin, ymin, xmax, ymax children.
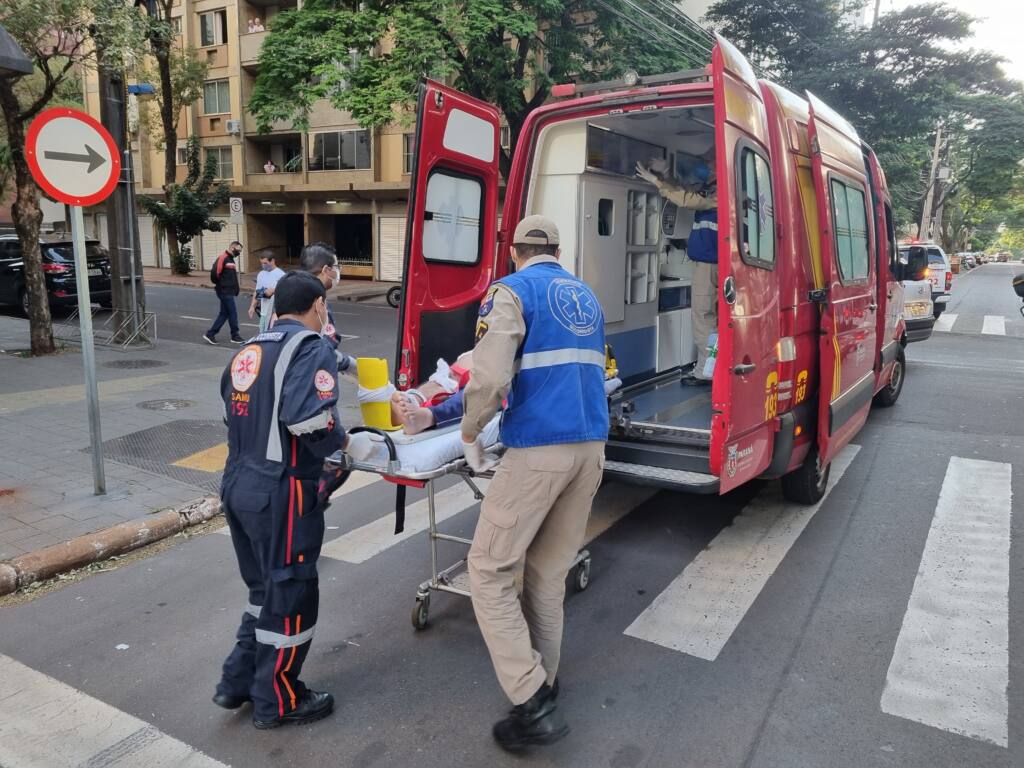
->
<box><xmin>881</xmin><ymin>0</ymin><xmax>1024</xmax><ymax>83</ymax></box>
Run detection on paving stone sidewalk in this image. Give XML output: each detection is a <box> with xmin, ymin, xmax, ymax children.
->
<box><xmin>0</xmin><ymin>315</ymin><xmax>360</xmax><ymax>562</ymax></box>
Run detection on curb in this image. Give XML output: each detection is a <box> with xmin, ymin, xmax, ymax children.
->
<box><xmin>0</xmin><ymin>496</ymin><xmax>220</xmax><ymax>596</ymax></box>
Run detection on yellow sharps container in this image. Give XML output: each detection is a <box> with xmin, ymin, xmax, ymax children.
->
<box><xmin>356</xmin><ymin>357</ymin><xmax>400</xmax><ymax>431</ymax></box>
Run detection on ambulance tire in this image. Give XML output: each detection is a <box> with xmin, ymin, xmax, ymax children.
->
<box><xmin>780</xmin><ymin>445</ymin><xmax>830</xmax><ymax>505</ymax></box>
<box><xmin>873</xmin><ymin>348</ymin><xmax>905</xmax><ymax>408</ymax></box>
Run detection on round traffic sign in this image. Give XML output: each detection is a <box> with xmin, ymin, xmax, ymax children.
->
<box><xmin>229</xmin><ymin>197</ymin><xmax>243</xmax><ymax>214</ymax></box>
<box><xmin>25</xmin><ymin>107</ymin><xmax>121</xmax><ymax>207</ymax></box>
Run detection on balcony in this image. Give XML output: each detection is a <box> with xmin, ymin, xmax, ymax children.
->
<box><xmin>240</xmin><ymin>31</ymin><xmax>267</xmax><ymax>69</ymax></box>
<box><xmin>243</xmin><ymin>111</ymin><xmax>295</xmax><ymax>135</ymax></box>
<box><xmin>246</xmin><ymin>170</ymin><xmax>304</xmax><ymax>188</ymax></box>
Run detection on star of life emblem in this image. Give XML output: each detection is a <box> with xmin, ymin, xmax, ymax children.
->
<box><xmin>231</xmin><ymin>345</ymin><xmax>262</xmax><ymax>392</ymax></box>
<box><xmin>315</xmin><ymin>369</ymin><xmax>335</xmax><ymax>392</ymax></box>
<box><xmin>548</xmin><ymin>278</ymin><xmax>599</xmax><ymax>336</ymax></box>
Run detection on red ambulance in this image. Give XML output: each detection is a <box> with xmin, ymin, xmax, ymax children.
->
<box><xmin>394</xmin><ymin>36</ymin><xmax>925</xmax><ymax>503</ymax></box>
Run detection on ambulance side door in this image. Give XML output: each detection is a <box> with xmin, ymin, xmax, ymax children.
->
<box><xmin>710</xmin><ymin>36</ymin><xmax>781</xmax><ymax>492</ymax></box>
<box><xmin>806</xmin><ymin>92</ymin><xmax>878</xmax><ymax>464</ymax></box>
<box><xmin>395</xmin><ymin>80</ymin><xmax>501</xmax><ymax>388</ymax></box>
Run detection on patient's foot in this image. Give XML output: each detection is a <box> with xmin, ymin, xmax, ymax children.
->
<box><xmin>397</xmin><ymin>399</ymin><xmax>436</xmax><ymax>435</ymax></box>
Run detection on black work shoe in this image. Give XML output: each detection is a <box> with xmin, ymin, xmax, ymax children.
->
<box><xmin>550</xmin><ymin>677</ymin><xmax>559</xmax><ymax>700</ymax></box>
<box><xmin>230</xmin><ymin>336</ymin><xmax>244</xmax><ymax>344</ymax></box>
<box><xmin>202</xmin><ymin>333</ymin><xmax>217</xmax><ymax>345</ymax></box>
<box><xmin>492</xmin><ymin>683</ymin><xmax>568</xmax><ymax>750</ymax></box>
<box><xmin>212</xmin><ymin>692</ymin><xmax>251</xmax><ymax>710</ymax></box>
<box><xmin>252</xmin><ymin>690</ymin><xmax>334</xmax><ymax>730</ymax></box>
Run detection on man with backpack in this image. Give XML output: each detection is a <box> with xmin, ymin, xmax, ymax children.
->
<box><xmin>204</xmin><ymin>240</ymin><xmax>245</xmax><ymax>345</ymax></box>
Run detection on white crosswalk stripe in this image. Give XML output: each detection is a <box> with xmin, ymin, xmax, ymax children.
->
<box><xmin>933</xmin><ymin>313</ymin><xmax>957</xmax><ymax>332</ymax></box>
<box><xmin>880</xmin><ymin>457</ymin><xmax>1012</xmax><ymax>747</ymax></box>
<box><xmin>623</xmin><ymin>445</ymin><xmax>859</xmax><ymax>660</ymax></box>
<box><xmin>982</xmin><ymin>314</ymin><xmax>1006</xmax><ymax>335</ymax></box>
<box><xmin>0</xmin><ymin>654</ymin><xmax>228</xmax><ymax>768</ymax></box>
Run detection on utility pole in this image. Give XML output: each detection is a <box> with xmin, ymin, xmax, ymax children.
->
<box><xmin>98</xmin><ymin>59</ymin><xmax>146</xmax><ymax>337</ymax></box>
<box><xmin>872</xmin><ymin>0</ymin><xmax>883</xmax><ymax>27</ymax></box>
<box><xmin>919</xmin><ymin>123</ymin><xmax>943</xmax><ymax>241</ymax></box>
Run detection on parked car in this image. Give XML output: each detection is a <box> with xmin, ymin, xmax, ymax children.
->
<box><xmin>899</xmin><ymin>243</ymin><xmax>950</xmax><ymax>318</ymax></box>
<box><xmin>960</xmin><ymin>254</ymin><xmax>976</xmax><ymax>270</ymax></box>
<box><xmin>0</xmin><ymin>235</ymin><xmax>112</xmax><ymax>315</ymax></box>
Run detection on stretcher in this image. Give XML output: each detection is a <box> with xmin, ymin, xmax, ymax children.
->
<box><xmin>324</xmin><ymin>420</ymin><xmax>592</xmax><ymax>630</ymax></box>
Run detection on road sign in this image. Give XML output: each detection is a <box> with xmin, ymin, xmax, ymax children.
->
<box><xmin>25</xmin><ymin>107</ymin><xmax>120</xmax><ymax>207</ymax></box>
<box><xmin>229</xmin><ymin>196</ymin><xmax>244</xmax><ymax>225</ymax></box>
<box><xmin>24</xmin><ymin>106</ymin><xmax>116</xmax><ymax>495</ymax></box>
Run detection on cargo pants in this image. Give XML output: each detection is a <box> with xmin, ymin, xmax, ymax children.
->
<box><xmin>468</xmin><ymin>441</ymin><xmax>605</xmax><ymax>705</ymax></box>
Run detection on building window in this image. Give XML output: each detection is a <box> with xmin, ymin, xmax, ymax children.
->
<box><xmin>199</xmin><ymin>9</ymin><xmax>227</xmax><ymax>46</ymax></box>
<box><xmin>203</xmin><ymin>79</ymin><xmax>230</xmax><ymax>115</ymax></box>
<box><xmin>176</xmin><ymin>146</ymin><xmax>188</xmax><ymax>165</ymax></box>
<box><xmin>170</xmin><ymin>16</ymin><xmax>182</xmax><ymax>34</ymax></box>
<box><xmin>737</xmin><ymin>146</ymin><xmax>775</xmax><ymax>268</ymax></box>
<box><xmin>205</xmin><ymin>147</ymin><xmax>233</xmax><ymax>180</ymax></box>
<box><xmin>402</xmin><ymin>133</ymin><xmax>415</xmax><ymax>174</ymax></box>
<box><xmin>309</xmin><ymin>129</ymin><xmax>371</xmax><ymax>171</ymax></box>
<box><xmin>500</xmin><ymin>125</ymin><xmax>511</xmax><ymax>152</ymax></box>
<box><xmin>830</xmin><ymin>178</ymin><xmax>869</xmax><ymax>281</ymax></box>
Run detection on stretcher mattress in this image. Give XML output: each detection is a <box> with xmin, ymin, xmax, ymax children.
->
<box><xmin>359</xmin><ymin>414</ymin><xmax>502</xmax><ymax>475</ymax></box>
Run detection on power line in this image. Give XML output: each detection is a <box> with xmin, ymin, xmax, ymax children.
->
<box><xmin>600</xmin><ymin>0</ymin><xmax>714</xmax><ymax>65</ymax></box>
<box><xmin>592</xmin><ymin>0</ymin><xmax>708</xmax><ymax>69</ymax></box>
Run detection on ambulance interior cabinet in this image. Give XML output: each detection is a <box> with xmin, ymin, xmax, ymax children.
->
<box><xmin>657</xmin><ymin>309</ymin><xmax>696</xmax><ymax>372</ymax></box>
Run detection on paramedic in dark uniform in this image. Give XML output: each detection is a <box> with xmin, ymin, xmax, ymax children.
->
<box><xmin>213</xmin><ymin>271</ymin><xmax>374</xmax><ymax>729</ymax></box>
<box><xmin>461</xmin><ymin>215</ymin><xmax>608</xmax><ymax>749</ymax></box>
<box><xmin>636</xmin><ymin>154</ymin><xmax>718</xmax><ymax>384</ymax></box>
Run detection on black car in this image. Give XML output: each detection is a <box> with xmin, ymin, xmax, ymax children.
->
<box><xmin>0</xmin><ymin>235</ymin><xmax>112</xmax><ymax>314</ymax></box>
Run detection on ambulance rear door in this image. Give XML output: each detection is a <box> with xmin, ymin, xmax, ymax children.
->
<box><xmin>710</xmin><ymin>36</ymin><xmax>781</xmax><ymax>492</ymax></box>
<box><xmin>395</xmin><ymin>80</ymin><xmax>501</xmax><ymax>388</ymax></box>
<box><xmin>805</xmin><ymin>92</ymin><xmax>878</xmax><ymax>464</ymax></box>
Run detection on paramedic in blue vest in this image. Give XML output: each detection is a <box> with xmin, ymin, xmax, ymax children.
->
<box><xmin>213</xmin><ymin>271</ymin><xmax>375</xmax><ymax>730</ymax></box>
<box><xmin>636</xmin><ymin>153</ymin><xmax>718</xmax><ymax>384</ymax></box>
<box><xmin>461</xmin><ymin>215</ymin><xmax>608</xmax><ymax>750</ymax></box>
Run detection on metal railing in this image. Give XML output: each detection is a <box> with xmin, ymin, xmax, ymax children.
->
<box><xmin>55</xmin><ymin>307</ymin><xmax>158</xmax><ymax>350</ymax></box>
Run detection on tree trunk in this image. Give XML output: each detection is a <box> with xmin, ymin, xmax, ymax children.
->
<box><xmin>0</xmin><ymin>80</ymin><xmax>56</xmax><ymax>355</ymax></box>
<box><xmin>153</xmin><ymin>4</ymin><xmax>183</xmax><ymax>273</ymax></box>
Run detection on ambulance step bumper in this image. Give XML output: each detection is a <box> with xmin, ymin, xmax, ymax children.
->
<box><xmin>603</xmin><ymin>460</ymin><xmax>719</xmax><ymax>494</ymax></box>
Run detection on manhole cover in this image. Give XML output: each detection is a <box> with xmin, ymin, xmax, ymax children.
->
<box><xmin>138</xmin><ymin>399</ymin><xmax>195</xmax><ymax>411</ymax></box>
<box><xmin>104</xmin><ymin>359</ymin><xmax>168</xmax><ymax>370</ymax></box>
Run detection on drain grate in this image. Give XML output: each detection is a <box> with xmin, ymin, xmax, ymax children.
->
<box><xmin>138</xmin><ymin>399</ymin><xmax>196</xmax><ymax>411</ymax></box>
<box><xmin>97</xmin><ymin>419</ymin><xmax>226</xmax><ymax>494</ymax></box>
<box><xmin>103</xmin><ymin>359</ymin><xmax>168</xmax><ymax>369</ymax></box>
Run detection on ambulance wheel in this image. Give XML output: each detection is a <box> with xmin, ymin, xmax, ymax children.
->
<box><xmin>573</xmin><ymin>559</ymin><xmax>591</xmax><ymax>592</ymax></box>
<box><xmin>781</xmin><ymin>445</ymin><xmax>830</xmax><ymax>505</ymax></box>
<box><xmin>412</xmin><ymin>595</ymin><xmax>430</xmax><ymax>630</ymax></box>
<box><xmin>386</xmin><ymin>286</ymin><xmax>402</xmax><ymax>308</ymax></box>
<box><xmin>873</xmin><ymin>348</ymin><xmax>905</xmax><ymax>408</ymax></box>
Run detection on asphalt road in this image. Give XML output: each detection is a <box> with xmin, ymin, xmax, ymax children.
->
<box><xmin>0</xmin><ymin>266</ymin><xmax>1021</xmax><ymax>767</ymax></box>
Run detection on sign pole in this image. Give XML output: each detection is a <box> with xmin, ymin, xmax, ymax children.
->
<box><xmin>70</xmin><ymin>204</ymin><xmax>106</xmax><ymax>495</ymax></box>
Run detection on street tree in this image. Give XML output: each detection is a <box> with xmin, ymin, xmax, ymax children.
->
<box><xmin>134</xmin><ymin>0</ymin><xmax>208</xmax><ymax>273</ymax></box>
<box><xmin>247</xmin><ymin>0</ymin><xmax>713</xmax><ymax>178</ymax></box>
<box><xmin>138</xmin><ymin>136</ymin><xmax>229</xmax><ymax>270</ymax></box>
<box><xmin>0</xmin><ymin>0</ymin><xmax>145</xmax><ymax>355</ymax></box>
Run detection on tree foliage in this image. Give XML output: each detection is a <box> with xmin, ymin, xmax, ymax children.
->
<box><xmin>138</xmin><ymin>136</ymin><xmax>230</xmax><ymax>273</ymax></box>
<box><xmin>249</xmin><ymin>0</ymin><xmax>713</xmax><ymax>176</ymax></box>
<box><xmin>134</xmin><ymin>44</ymin><xmax>207</xmax><ymax>151</ymax></box>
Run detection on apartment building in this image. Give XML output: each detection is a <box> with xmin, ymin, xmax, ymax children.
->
<box><xmin>82</xmin><ymin>0</ymin><xmax>419</xmax><ymax>280</ymax></box>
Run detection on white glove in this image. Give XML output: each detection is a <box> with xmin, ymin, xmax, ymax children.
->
<box><xmin>345</xmin><ymin>432</ymin><xmax>376</xmax><ymax>462</ymax></box>
<box><xmin>462</xmin><ymin>436</ymin><xmax>498</xmax><ymax>474</ymax></box>
<box><xmin>635</xmin><ymin>162</ymin><xmax>657</xmax><ymax>184</ymax></box>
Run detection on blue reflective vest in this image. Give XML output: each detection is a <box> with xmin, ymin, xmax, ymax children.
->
<box><xmin>689</xmin><ymin>208</ymin><xmax>718</xmax><ymax>264</ymax></box>
<box><xmin>496</xmin><ymin>261</ymin><xmax>609</xmax><ymax>448</ymax></box>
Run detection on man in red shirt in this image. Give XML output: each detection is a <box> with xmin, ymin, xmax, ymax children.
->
<box><xmin>204</xmin><ymin>241</ymin><xmax>245</xmax><ymax>345</ymax></box>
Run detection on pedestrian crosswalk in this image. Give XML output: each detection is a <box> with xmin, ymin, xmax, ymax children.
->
<box><xmin>933</xmin><ymin>312</ymin><xmax>1023</xmax><ymax>336</ymax></box>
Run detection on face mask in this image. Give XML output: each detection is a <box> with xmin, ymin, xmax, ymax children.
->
<box><xmin>261</xmin><ymin>262</ymin><xmax>274</xmax><ymax>272</ymax></box>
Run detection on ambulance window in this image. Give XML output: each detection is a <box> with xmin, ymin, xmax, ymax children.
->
<box><xmin>422</xmin><ymin>169</ymin><xmax>483</xmax><ymax>265</ymax></box>
<box><xmin>738</xmin><ymin>147</ymin><xmax>775</xmax><ymax>268</ymax></box>
<box><xmin>830</xmin><ymin>179</ymin><xmax>870</xmax><ymax>282</ymax></box>
<box><xmin>598</xmin><ymin>199</ymin><xmax>614</xmax><ymax>236</ymax></box>
<box><xmin>885</xmin><ymin>203</ymin><xmax>898</xmax><ymax>276</ymax></box>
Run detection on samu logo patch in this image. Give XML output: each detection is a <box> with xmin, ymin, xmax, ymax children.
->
<box><xmin>547</xmin><ymin>278</ymin><xmax>600</xmax><ymax>337</ymax></box>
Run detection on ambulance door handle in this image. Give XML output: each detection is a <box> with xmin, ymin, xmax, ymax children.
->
<box><xmin>733</xmin><ymin>363</ymin><xmax>756</xmax><ymax>375</ymax></box>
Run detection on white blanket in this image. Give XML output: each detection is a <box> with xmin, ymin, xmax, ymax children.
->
<box><xmin>358</xmin><ymin>414</ymin><xmax>502</xmax><ymax>475</ymax></box>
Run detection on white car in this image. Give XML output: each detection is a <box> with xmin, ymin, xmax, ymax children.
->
<box><xmin>899</xmin><ymin>243</ymin><xmax>951</xmax><ymax>319</ymax></box>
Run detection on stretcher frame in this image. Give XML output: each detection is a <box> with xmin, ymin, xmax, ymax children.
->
<box><xmin>326</xmin><ymin>449</ymin><xmax>592</xmax><ymax>630</ymax></box>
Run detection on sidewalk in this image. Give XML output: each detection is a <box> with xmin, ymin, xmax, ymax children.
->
<box><xmin>0</xmin><ymin>314</ymin><xmax>360</xmax><ymax>564</ymax></box>
<box><xmin>143</xmin><ymin>267</ymin><xmax>395</xmax><ymax>301</ymax></box>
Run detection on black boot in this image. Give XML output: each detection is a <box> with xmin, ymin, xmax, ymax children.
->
<box><xmin>252</xmin><ymin>690</ymin><xmax>334</xmax><ymax>730</ymax></box>
<box><xmin>492</xmin><ymin>683</ymin><xmax>568</xmax><ymax>750</ymax></box>
<box><xmin>212</xmin><ymin>692</ymin><xmax>251</xmax><ymax>710</ymax></box>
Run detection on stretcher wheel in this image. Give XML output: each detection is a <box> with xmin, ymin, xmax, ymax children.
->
<box><xmin>412</xmin><ymin>595</ymin><xmax>431</xmax><ymax>630</ymax></box>
<box><xmin>573</xmin><ymin>559</ymin><xmax>591</xmax><ymax>592</ymax></box>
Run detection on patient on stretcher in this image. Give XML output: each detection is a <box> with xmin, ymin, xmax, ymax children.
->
<box><xmin>388</xmin><ymin>351</ymin><xmax>473</xmax><ymax>435</ymax></box>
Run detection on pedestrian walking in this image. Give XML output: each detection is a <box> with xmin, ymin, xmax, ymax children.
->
<box><xmin>213</xmin><ymin>270</ymin><xmax>374</xmax><ymax>729</ymax></box>
<box><xmin>636</xmin><ymin>151</ymin><xmax>718</xmax><ymax>383</ymax></box>
<box><xmin>204</xmin><ymin>240</ymin><xmax>244</xmax><ymax>345</ymax></box>
<box><xmin>248</xmin><ymin>249</ymin><xmax>285</xmax><ymax>333</ymax></box>
<box><xmin>461</xmin><ymin>215</ymin><xmax>608</xmax><ymax>749</ymax></box>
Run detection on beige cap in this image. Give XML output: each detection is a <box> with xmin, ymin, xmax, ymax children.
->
<box><xmin>513</xmin><ymin>215</ymin><xmax>559</xmax><ymax>246</ymax></box>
